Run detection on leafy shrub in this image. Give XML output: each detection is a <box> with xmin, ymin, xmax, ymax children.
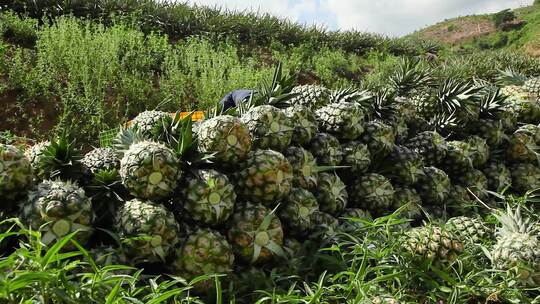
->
<box><xmin>492</xmin><ymin>9</ymin><xmax>516</xmax><ymax>29</ymax></box>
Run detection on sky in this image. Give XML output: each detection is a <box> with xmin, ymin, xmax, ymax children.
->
<box><xmin>185</xmin><ymin>0</ymin><xmax>534</xmax><ymax>36</ymax></box>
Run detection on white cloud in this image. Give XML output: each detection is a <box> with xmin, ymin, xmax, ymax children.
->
<box><xmin>186</xmin><ymin>0</ymin><xmax>534</xmax><ymax>36</ymax></box>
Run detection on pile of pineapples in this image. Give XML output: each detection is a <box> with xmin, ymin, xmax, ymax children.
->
<box><xmin>1</xmin><ymin>61</ymin><xmax>540</xmax><ymax>293</ymax></box>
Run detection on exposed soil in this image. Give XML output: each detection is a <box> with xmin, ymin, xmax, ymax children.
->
<box><xmin>415</xmin><ymin>17</ymin><xmax>496</xmax><ymax>45</ymax></box>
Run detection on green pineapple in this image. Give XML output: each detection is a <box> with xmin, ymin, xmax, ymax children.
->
<box><xmin>438</xmin><ymin>141</ymin><xmax>473</xmax><ymax>177</ymax></box>
<box><xmin>20</xmin><ymin>180</ymin><xmax>94</xmax><ymax>247</ymax></box>
<box><xmin>0</xmin><ymin>144</ymin><xmax>33</xmax><ymax>201</ymax></box>
<box><xmin>392</xmin><ymin>186</ymin><xmax>423</xmax><ymax>226</ymax></box>
<box><xmin>181</xmin><ymin>169</ymin><xmax>236</xmax><ymax>226</ymax></box>
<box><xmin>466</xmin><ymin>136</ymin><xmax>490</xmax><ymax>167</ymax></box>
<box><xmin>510</xmin><ymin>163</ymin><xmax>540</xmax><ymax>193</ymax></box>
<box><xmin>172</xmin><ymin>228</ymin><xmax>234</xmax><ymax>293</ymax></box>
<box><xmin>283</xmin><ymin>105</ymin><xmax>318</xmax><ymax>145</ymax></box>
<box><xmin>308</xmin><ymin>133</ymin><xmax>344</xmax><ymax>166</ymax></box>
<box><xmin>279</xmin><ymin>188</ymin><xmax>320</xmax><ymax>236</ymax></box>
<box><xmin>227</xmin><ymin>203</ymin><xmax>284</xmax><ymax>264</ymax></box>
<box><xmin>314</xmin><ymin>173</ymin><xmax>348</xmax><ymax>216</ymax></box>
<box><xmin>350</xmin><ymin>173</ymin><xmax>395</xmax><ymax>215</ymax></box>
<box><xmin>523</xmin><ymin>77</ymin><xmax>540</xmax><ymax>98</ymax></box>
<box><xmin>233</xmin><ymin>150</ymin><xmax>293</xmax><ymax>207</ymax></box>
<box><xmin>415</xmin><ymin>167</ymin><xmax>451</xmax><ymax>205</ymax></box>
<box><xmin>289</xmin><ymin>84</ymin><xmax>331</xmax><ymax>109</ymax></box>
<box><xmin>81</xmin><ymin>147</ymin><xmax>119</xmax><ymax>174</ymax></box>
<box><xmin>340</xmin><ymin>141</ymin><xmax>371</xmax><ymax>178</ymax></box>
<box><xmin>506</xmin><ymin>124</ymin><xmax>540</xmax><ymax>164</ymax></box>
<box><xmin>402</xmin><ymin>225</ymin><xmax>464</xmax><ymax>263</ymax></box>
<box><xmin>455</xmin><ymin>169</ymin><xmax>489</xmax><ymax>200</ymax></box>
<box><xmin>482</xmin><ymin>162</ymin><xmax>512</xmax><ymax>192</ymax></box>
<box><xmin>283</xmin><ymin>146</ymin><xmax>319</xmax><ymax>190</ymax></box>
<box><xmin>119</xmin><ymin>141</ymin><xmax>180</xmax><ymax>200</ymax></box>
<box><xmin>315</xmin><ymin>101</ymin><xmax>365</xmax><ymax>140</ymax></box>
<box><xmin>404</xmin><ymin>131</ymin><xmax>448</xmax><ymax>166</ymax></box>
<box><xmin>195</xmin><ymin>115</ymin><xmax>252</xmax><ymax>165</ymax></box>
<box><xmin>507</xmin><ymin>98</ymin><xmax>540</xmax><ymax>124</ymax></box>
<box><xmin>492</xmin><ymin>206</ymin><xmax>540</xmax><ymax>284</ymax></box>
<box><xmin>382</xmin><ymin>145</ymin><xmax>424</xmax><ymax>186</ymax></box>
<box><xmin>338</xmin><ymin>208</ymin><xmax>373</xmax><ymax>234</ymax></box>
<box><xmin>241</xmin><ymin>105</ymin><xmax>294</xmax><ymax>151</ymax></box>
<box><xmin>360</xmin><ymin>121</ymin><xmax>395</xmax><ymax>158</ymax></box>
<box><xmin>129</xmin><ymin>110</ymin><xmax>170</xmax><ymax>138</ymax></box>
<box><xmin>114</xmin><ymin>198</ymin><xmax>180</xmax><ymax>263</ymax></box>
<box><xmin>471</xmin><ymin>119</ymin><xmax>505</xmax><ymax>147</ymax></box>
<box><xmin>445</xmin><ymin>185</ymin><xmax>474</xmax><ymax>216</ymax></box>
<box><xmin>309</xmin><ymin>211</ymin><xmax>339</xmax><ymax>242</ymax></box>
<box><xmin>446</xmin><ymin>216</ymin><xmax>492</xmax><ymax>244</ymax></box>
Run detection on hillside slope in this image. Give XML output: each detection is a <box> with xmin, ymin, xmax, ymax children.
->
<box><xmin>412</xmin><ymin>4</ymin><xmax>540</xmax><ymax>56</ymax></box>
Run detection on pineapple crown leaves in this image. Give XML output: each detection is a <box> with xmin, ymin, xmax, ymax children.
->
<box><xmin>425</xmin><ymin>112</ymin><xmax>458</xmax><ymax>136</ymax></box>
<box><xmin>474</xmin><ymin>79</ymin><xmax>508</xmax><ymax>118</ymax></box>
<box><xmin>388</xmin><ymin>57</ymin><xmax>433</xmax><ymax>97</ymax></box>
<box><xmin>496</xmin><ymin>68</ymin><xmax>529</xmax><ymax>86</ymax></box>
<box><xmin>113</xmin><ymin>126</ymin><xmax>147</xmax><ymax>155</ymax></box>
<box><xmin>329</xmin><ymin>86</ymin><xmax>373</xmax><ymax>104</ymax></box>
<box><xmin>251</xmin><ymin>204</ymin><xmax>286</xmax><ymax>264</ymax></box>
<box><xmin>357</xmin><ymin>88</ymin><xmax>398</xmax><ymax>121</ymax></box>
<box><xmin>38</xmin><ymin>132</ymin><xmax>88</xmax><ymax>181</ymax></box>
<box><xmin>433</xmin><ymin>78</ymin><xmax>482</xmax><ymax>116</ymax></box>
<box><xmin>85</xmin><ymin>169</ymin><xmax>125</xmax><ymax>201</ymax></box>
<box><xmin>168</xmin><ymin>112</ymin><xmax>215</xmax><ymax>164</ymax></box>
<box><xmin>495</xmin><ymin>205</ymin><xmax>537</xmax><ymax>236</ymax></box>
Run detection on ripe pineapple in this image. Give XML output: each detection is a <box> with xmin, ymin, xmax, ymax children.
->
<box><xmin>279</xmin><ymin>188</ymin><xmax>320</xmax><ymax>236</ymax></box>
<box><xmin>233</xmin><ymin>150</ymin><xmax>293</xmax><ymax>207</ymax></box>
<box><xmin>195</xmin><ymin>115</ymin><xmax>252</xmax><ymax>165</ymax></box>
<box><xmin>289</xmin><ymin>84</ymin><xmax>331</xmax><ymax>109</ymax></box>
<box><xmin>308</xmin><ymin>133</ymin><xmax>344</xmax><ymax>166</ymax></box>
<box><xmin>338</xmin><ymin>208</ymin><xmax>373</xmax><ymax>234</ymax></box>
<box><xmin>350</xmin><ymin>173</ymin><xmax>395</xmax><ymax>215</ymax></box>
<box><xmin>382</xmin><ymin>145</ymin><xmax>424</xmax><ymax>186</ymax></box>
<box><xmin>20</xmin><ymin>180</ymin><xmax>94</xmax><ymax>247</ymax></box>
<box><xmin>415</xmin><ymin>167</ymin><xmax>451</xmax><ymax>205</ymax></box>
<box><xmin>466</xmin><ymin>136</ymin><xmax>490</xmax><ymax>167</ymax></box>
<box><xmin>492</xmin><ymin>206</ymin><xmax>540</xmax><ymax>284</ymax></box>
<box><xmin>405</xmin><ymin>131</ymin><xmax>448</xmax><ymax>166</ymax></box>
<box><xmin>119</xmin><ymin>141</ymin><xmax>180</xmax><ymax>200</ymax></box>
<box><xmin>482</xmin><ymin>162</ymin><xmax>512</xmax><ymax>192</ymax></box>
<box><xmin>510</xmin><ymin>163</ymin><xmax>540</xmax><ymax>194</ymax></box>
<box><xmin>0</xmin><ymin>144</ymin><xmax>33</xmax><ymax>201</ymax></box>
<box><xmin>340</xmin><ymin>141</ymin><xmax>371</xmax><ymax>178</ymax></box>
<box><xmin>241</xmin><ymin>105</ymin><xmax>294</xmax><ymax>151</ymax></box>
<box><xmin>181</xmin><ymin>169</ymin><xmax>236</xmax><ymax>226</ymax></box>
<box><xmin>283</xmin><ymin>105</ymin><xmax>318</xmax><ymax>145</ymax></box>
<box><xmin>402</xmin><ymin>225</ymin><xmax>464</xmax><ymax>263</ymax></box>
<box><xmin>283</xmin><ymin>146</ymin><xmax>319</xmax><ymax>190</ymax></box>
<box><xmin>455</xmin><ymin>169</ymin><xmax>489</xmax><ymax>200</ymax></box>
<box><xmin>438</xmin><ymin>141</ymin><xmax>473</xmax><ymax>177</ymax></box>
<box><xmin>130</xmin><ymin>110</ymin><xmax>170</xmax><ymax>137</ymax></box>
<box><xmin>81</xmin><ymin>147</ymin><xmax>120</xmax><ymax>174</ymax></box>
<box><xmin>227</xmin><ymin>203</ymin><xmax>284</xmax><ymax>264</ymax></box>
<box><xmin>314</xmin><ymin>173</ymin><xmax>348</xmax><ymax>216</ymax></box>
<box><xmin>315</xmin><ymin>101</ymin><xmax>365</xmax><ymax>140</ymax></box>
<box><xmin>114</xmin><ymin>198</ymin><xmax>180</xmax><ymax>263</ymax></box>
<box><xmin>360</xmin><ymin>121</ymin><xmax>395</xmax><ymax>158</ymax></box>
<box><xmin>446</xmin><ymin>216</ymin><xmax>492</xmax><ymax>244</ymax></box>
<box><xmin>172</xmin><ymin>229</ymin><xmax>234</xmax><ymax>293</ymax></box>
<box><xmin>506</xmin><ymin>124</ymin><xmax>540</xmax><ymax>164</ymax></box>
<box><xmin>523</xmin><ymin>77</ymin><xmax>540</xmax><ymax>98</ymax></box>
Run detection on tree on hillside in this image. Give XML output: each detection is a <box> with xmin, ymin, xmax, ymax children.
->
<box><xmin>492</xmin><ymin>9</ymin><xmax>516</xmax><ymax>29</ymax></box>
<box><xmin>535</xmin><ymin>0</ymin><xmax>540</xmax><ymax>5</ymax></box>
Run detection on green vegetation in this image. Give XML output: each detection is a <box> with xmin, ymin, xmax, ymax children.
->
<box><xmin>492</xmin><ymin>9</ymin><xmax>516</xmax><ymax>29</ymax></box>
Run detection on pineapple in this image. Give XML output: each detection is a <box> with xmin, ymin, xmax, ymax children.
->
<box><xmin>81</xmin><ymin>147</ymin><xmax>119</xmax><ymax>174</ymax></box>
<box><xmin>233</xmin><ymin>150</ymin><xmax>293</xmax><ymax>207</ymax></box>
<box><xmin>510</xmin><ymin>163</ymin><xmax>540</xmax><ymax>194</ymax></box>
<box><xmin>309</xmin><ymin>211</ymin><xmax>339</xmax><ymax>242</ymax></box>
<box><xmin>392</xmin><ymin>186</ymin><xmax>423</xmax><ymax>226</ymax></box>
<box><xmin>339</xmin><ymin>141</ymin><xmax>371</xmax><ymax>179</ymax></box>
<box><xmin>114</xmin><ymin>198</ymin><xmax>180</xmax><ymax>263</ymax></box>
<box><xmin>20</xmin><ymin>180</ymin><xmax>94</xmax><ymax>247</ymax></box>
<box><xmin>315</xmin><ymin>101</ymin><xmax>365</xmax><ymax>140</ymax></box>
<box><xmin>455</xmin><ymin>169</ymin><xmax>489</xmax><ymax>200</ymax></box>
<box><xmin>279</xmin><ymin>188</ymin><xmax>319</xmax><ymax>236</ymax></box>
<box><xmin>308</xmin><ymin>133</ymin><xmax>344</xmax><ymax>166</ymax></box>
<box><xmin>338</xmin><ymin>208</ymin><xmax>373</xmax><ymax>234</ymax></box>
<box><xmin>129</xmin><ymin>110</ymin><xmax>170</xmax><ymax>137</ymax></box>
<box><xmin>314</xmin><ymin>173</ymin><xmax>348</xmax><ymax>216</ymax></box>
<box><xmin>181</xmin><ymin>169</ymin><xmax>236</xmax><ymax>226</ymax></box>
<box><xmin>227</xmin><ymin>203</ymin><xmax>284</xmax><ymax>264</ymax></box>
<box><xmin>283</xmin><ymin>146</ymin><xmax>319</xmax><ymax>190</ymax></box>
<box><xmin>415</xmin><ymin>167</ymin><xmax>450</xmax><ymax>205</ymax></box>
<box><xmin>172</xmin><ymin>229</ymin><xmax>234</xmax><ymax>293</ymax></box>
<box><xmin>492</xmin><ymin>206</ymin><xmax>540</xmax><ymax>284</ymax></box>
<box><xmin>25</xmin><ymin>141</ymin><xmax>51</xmax><ymax>173</ymax></box>
<box><xmin>507</xmin><ymin>99</ymin><xmax>540</xmax><ymax>124</ymax></box>
<box><xmin>446</xmin><ymin>216</ymin><xmax>492</xmax><ymax>244</ymax></box>
<box><xmin>360</xmin><ymin>121</ymin><xmax>395</xmax><ymax>158</ymax></box>
<box><xmin>195</xmin><ymin>115</ymin><xmax>252</xmax><ymax>165</ymax></box>
<box><xmin>119</xmin><ymin>141</ymin><xmax>180</xmax><ymax>200</ymax></box>
<box><xmin>283</xmin><ymin>105</ymin><xmax>318</xmax><ymax>145</ymax></box>
<box><xmin>350</xmin><ymin>173</ymin><xmax>395</xmax><ymax>215</ymax></box>
<box><xmin>402</xmin><ymin>225</ymin><xmax>464</xmax><ymax>263</ymax></box>
<box><xmin>471</xmin><ymin>119</ymin><xmax>505</xmax><ymax>147</ymax></box>
<box><xmin>482</xmin><ymin>162</ymin><xmax>512</xmax><ymax>193</ymax></box>
<box><xmin>506</xmin><ymin>124</ymin><xmax>540</xmax><ymax>164</ymax></box>
<box><xmin>445</xmin><ymin>185</ymin><xmax>474</xmax><ymax>216</ymax></box>
<box><xmin>241</xmin><ymin>105</ymin><xmax>293</xmax><ymax>151</ymax></box>
<box><xmin>25</xmin><ymin>137</ymin><xmax>85</xmax><ymax>181</ymax></box>
<box><xmin>0</xmin><ymin>144</ymin><xmax>33</xmax><ymax>201</ymax></box>
<box><xmin>438</xmin><ymin>141</ymin><xmax>473</xmax><ymax>177</ymax></box>
<box><xmin>404</xmin><ymin>131</ymin><xmax>448</xmax><ymax>166</ymax></box>
<box><xmin>382</xmin><ymin>145</ymin><xmax>424</xmax><ymax>186</ymax></box>
<box><xmin>523</xmin><ymin>77</ymin><xmax>540</xmax><ymax>99</ymax></box>
<box><xmin>466</xmin><ymin>136</ymin><xmax>490</xmax><ymax>167</ymax></box>
<box><xmin>289</xmin><ymin>84</ymin><xmax>331</xmax><ymax>109</ymax></box>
